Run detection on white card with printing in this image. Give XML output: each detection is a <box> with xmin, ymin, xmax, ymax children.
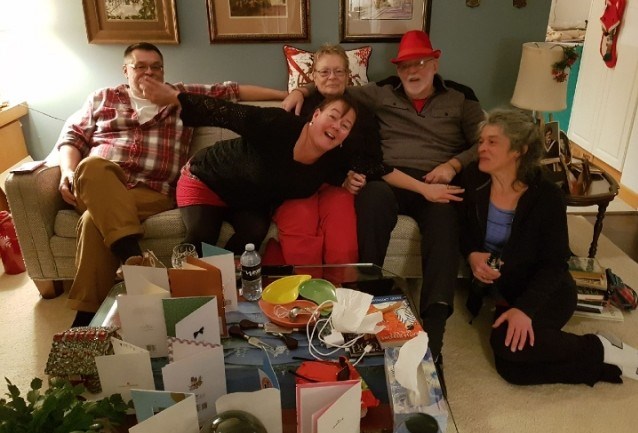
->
<box><xmin>297</xmin><ymin>379</ymin><xmax>361</xmax><ymax>433</ymax></box>
<box><xmin>167</xmin><ymin>337</ymin><xmax>219</xmax><ymax>363</ymax></box>
<box><xmin>129</xmin><ymin>393</ymin><xmax>199</xmax><ymax>433</ymax></box>
<box><xmin>162</xmin><ymin>345</ymin><xmax>226</xmax><ymax>425</ymax></box>
<box><xmin>200</xmin><ymin>243</ymin><xmax>238</xmax><ymax>311</ymax></box>
<box><xmin>174</xmin><ymin>297</ymin><xmax>220</xmax><ymax>345</ymax></box>
<box><xmin>121</xmin><ymin>265</ymin><xmax>170</xmax><ymax>295</ymax></box>
<box><xmin>117</xmin><ymin>293</ymin><xmax>170</xmax><ymax>357</ymax></box>
<box><xmin>95</xmin><ymin>352</ymin><xmax>155</xmax><ymax>403</ymax></box>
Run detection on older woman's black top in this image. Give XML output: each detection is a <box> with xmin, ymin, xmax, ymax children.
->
<box><xmin>180</xmin><ymin>92</ymin><xmax>347</xmax><ymax>209</ymax></box>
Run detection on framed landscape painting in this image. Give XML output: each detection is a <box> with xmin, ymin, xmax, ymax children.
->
<box><xmin>82</xmin><ymin>0</ymin><xmax>179</xmax><ymax>44</ymax></box>
<box><xmin>207</xmin><ymin>0</ymin><xmax>309</xmax><ymax>43</ymax></box>
<box><xmin>340</xmin><ymin>0</ymin><xmax>431</xmax><ymax>42</ymax></box>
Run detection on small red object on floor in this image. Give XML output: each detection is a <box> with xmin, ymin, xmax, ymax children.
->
<box><xmin>0</xmin><ymin>211</ymin><xmax>26</xmax><ymax>274</ymax></box>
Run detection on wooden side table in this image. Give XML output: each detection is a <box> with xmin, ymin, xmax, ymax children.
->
<box><xmin>0</xmin><ymin>102</ymin><xmax>29</xmax><ymax>212</ymax></box>
<box><xmin>564</xmin><ymin>164</ymin><xmax>619</xmax><ymax>258</ymax></box>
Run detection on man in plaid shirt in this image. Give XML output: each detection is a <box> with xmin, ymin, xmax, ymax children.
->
<box><xmin>55</xmin><ymin>42</ymin><xmax>287</xmax><ymax>325</ymax></box>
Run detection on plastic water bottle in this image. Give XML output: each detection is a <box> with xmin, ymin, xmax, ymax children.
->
<box><xmin>240</xmin><ymin>243</ymin><xmax>262</xmax><ymax>301</ymax></box>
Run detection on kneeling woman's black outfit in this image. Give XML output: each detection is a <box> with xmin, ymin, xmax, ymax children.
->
<box><xmin>459</xmin><ymin>162</ymin><xmax>621</xmax><ymax>386</ymax></box>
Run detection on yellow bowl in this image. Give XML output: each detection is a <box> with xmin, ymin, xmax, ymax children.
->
<box><xmin>261</xmin><ymin>274</ymin><xmax>312</xmax><ymax>304</ymax></box>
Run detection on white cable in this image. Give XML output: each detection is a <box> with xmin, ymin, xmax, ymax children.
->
<box><xmin>305</xmin><ymin>299</ymin><xmax>368</xmax><ymax>360</ymax></box>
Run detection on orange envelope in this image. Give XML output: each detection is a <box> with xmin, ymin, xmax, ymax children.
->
<box><xmin>168</xmin><ymin>256</ymin><xmax>227</xmax><ymax>337</ymax></box>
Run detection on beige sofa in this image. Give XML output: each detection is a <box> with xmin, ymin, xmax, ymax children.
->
<box><xmin>6</xmin><ymin>102</ymin><xmax>423</xmax><ymax>298</ymax></box>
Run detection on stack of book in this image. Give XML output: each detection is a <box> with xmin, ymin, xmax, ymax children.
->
<box><xmin>568</xmin><ymin>257</ymin><xmax>622</xmax><ymax>320</ymax></box>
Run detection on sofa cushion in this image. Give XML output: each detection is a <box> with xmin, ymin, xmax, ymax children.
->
<box><xmin>283</xmin><ymin>45</ymin><xmax>372</xmax><ymax>92</ymax></box>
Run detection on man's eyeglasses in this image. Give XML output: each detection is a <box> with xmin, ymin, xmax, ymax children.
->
<box><xmin>125</xmin><ymin>64</ymin><xmax>164</xmax><ymax>72</ymax></box>
<box><xmin>314</xmin><ymin>68</ymin><xmax>347</xmax><ymax>78</ymax></box>
<box><xmin>396</xmin><ymin>58</ymin><xmax>433</xmax><ymax>72</ymax></box>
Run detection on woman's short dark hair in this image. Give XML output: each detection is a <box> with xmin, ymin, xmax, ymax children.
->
<box><xmin>124</xmin><ymin>42</ymin><xmax>163</xmax><ymax>62</ymax></box>
<box><xmin>479</xmin><ymin>108</ymin><xmax>543</xmax><ymax>184</ymax></box>
<box><xmin>315</xmin><ymin>93</ymin><xmax>358</xmax><ymax>123</ymax></box>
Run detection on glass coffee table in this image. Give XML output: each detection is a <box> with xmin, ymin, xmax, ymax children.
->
<box><xmin>91</xmin><ymin>263</ymin><xmax>421</xmax><ymax>328</ymax></box>
<box><xmin>90</xmin><ymin>264</ymin><xmax>452</xmax><ymax>432</ymax></box>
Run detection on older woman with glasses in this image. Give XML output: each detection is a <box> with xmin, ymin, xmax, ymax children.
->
<box><xmin>269</xmin><ymin>44</ymin><xmax>461</xmax><ymax>266</ymax></box>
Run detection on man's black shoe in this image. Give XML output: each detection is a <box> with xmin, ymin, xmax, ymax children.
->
<box><xmin>71</xmin><ymin>311</ymin><xmax>96</xmax><ymax>327</ymax></box>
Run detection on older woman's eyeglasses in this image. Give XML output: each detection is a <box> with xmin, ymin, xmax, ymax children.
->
<box><xmin>314</xmin><ymin>68</ymin><xmax>347</xmax><ymax>78</ymax></box>
<box><xmin>126</xmin><ymin>63</ymin><xmax>164</xmax><ymax>72</ymax></box>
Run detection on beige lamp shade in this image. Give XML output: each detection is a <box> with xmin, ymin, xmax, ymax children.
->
<box><xmin>511</xmin><ymin>42</ymin><xmax>568</xmax><ymax>112</ymax></box>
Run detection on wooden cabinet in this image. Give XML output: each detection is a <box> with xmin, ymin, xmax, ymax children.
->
<box><xmin>0</xmin><ymin>102</ymin><xmax>29</xmax><ymax>211</ymax></box>
<box><xmin>568</xmin><ymin>0</ymin><xmax>638</xmax><ymax>172</ymax></box>
<box><xmin>0</xmin><ymin>102</ymin><xmax>29</xmax><ymax>174</ymax></box>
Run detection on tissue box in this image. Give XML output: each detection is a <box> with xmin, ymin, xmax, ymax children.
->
<box><xmin>384</xmin><ymin>347</ymin><xmax>449</xmax><ymax>432</ymax></box>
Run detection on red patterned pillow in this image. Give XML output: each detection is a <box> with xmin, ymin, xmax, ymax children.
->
<box><xmin>283</xmin><ymin>45</ymin><xmax>372</xmax><ymax>92</ymax></box>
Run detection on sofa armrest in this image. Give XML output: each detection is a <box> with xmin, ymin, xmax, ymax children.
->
<box><xmin>5</xmin><ymin>165</ymin><xmax>67</xmax><ymax>280</ymax></box>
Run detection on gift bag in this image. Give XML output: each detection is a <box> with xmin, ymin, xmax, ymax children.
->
<box><xmin>606</xmin><ymin>269</ymin><xmax>638</xmax><ymax>310</ymax></box>
<box><xmin>45</xmin><ymin>326</ymin><xmax>120</xmax><ymax>393</ymax></box>
<box><xmin>0</xmin><ymin>211</ymin><xmax>26</xmax><ymax>274</ymax></box>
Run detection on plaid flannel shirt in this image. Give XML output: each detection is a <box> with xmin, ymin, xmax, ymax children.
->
<box><xmin>55</xmin><ymin>82</ymin><xmax>239</xmax><ymax>196</ymax></box>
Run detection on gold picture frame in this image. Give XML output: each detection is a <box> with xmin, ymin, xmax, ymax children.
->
<box><xmin>340</xmin><ymin>0</ymin><xmax>431</xmax><ymax>42</ymax></box>
<box><xmin>82</xmin><ymin>0</ymin><xmax>179</xmax><ymax>44</ymax></box>
<box><xmin>207</xmin><ymin>0</ymin><xmax>310</xmax><ymax>43</ymax></box>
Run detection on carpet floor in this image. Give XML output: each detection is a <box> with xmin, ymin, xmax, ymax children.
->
<box><xmin>0</xmin><ymin>215</ymin><xmax>636</xmax><ymax>433</ymax></box>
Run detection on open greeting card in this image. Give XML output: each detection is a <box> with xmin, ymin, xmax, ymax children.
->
<box><xmin>162</xmin><ymin>296</ymin><xmax>221</xmax><ymax>345</ymax></box>
<box><xmin>129</xmin><ymin>391</ymin><xmax>199</xmax><ymax>433</ymax></box>
<box><xmin>296</xmin><ymin>379</ymin><xmax>362</xmax><ymax>433</ymax></box>
<box><xmin>94</xmin><ymin>338</ymin><xmax>155</xmax><ymax>402</ymax></box>
<box><xmin>200</xmin><ymin>243</ymin><xmax>238</xmax><ymax>311</ymax></box>
<box><xmin>162</xmin><ymin>344</ymin><xmax>226</xmax><ymax>424</ymax></box>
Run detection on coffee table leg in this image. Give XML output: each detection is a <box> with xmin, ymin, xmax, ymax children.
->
<box><xmin>589</xmin><ymin>201</ymin><xmax>610</xmax><ymax>258</ymax></box>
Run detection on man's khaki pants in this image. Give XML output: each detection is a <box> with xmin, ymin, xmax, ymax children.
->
<box><xmin>66</xmin><ymin>157</ymin><xmax>174</xmax><ymax>312</ymax></box>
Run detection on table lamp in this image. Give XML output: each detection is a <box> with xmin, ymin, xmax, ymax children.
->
<box><xmin>511</xmin><ymin>42</ymin><xmax>568</xmax><ymax>129</ymax></box>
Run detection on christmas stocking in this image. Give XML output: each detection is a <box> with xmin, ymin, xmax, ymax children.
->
<box><xmin>600</xmin><ymin>0</ymin><xmax>627</xmax><ymax>68</ymax></box>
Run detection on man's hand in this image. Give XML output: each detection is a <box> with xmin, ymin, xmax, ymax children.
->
<box><xmin>424</xmin><ymin>161</ymin><xmax>458</xmax><ymax>184</ymax></box>
<box><xmin>469</xmin><ymin>252</ymin><xmax>502</xmax><ymax>285</ymax></box>
<box><xmin>418</xmin><ymin>183</ymin><xmax>464</xmax><ymax>203</ymax></box>
<box><xmin>59</xmin><ymin>169</ymin><xmax>76</xmax><ymax>206</ymax></box>
<box><xmin>140</xmin><ymin>77</ymin><xmax>180</xmax><ymax>107</ymax></box>
<box><xmin>281</xmin><ymin>89</ymin><xmax>306</xmax><ymax>115</ymax></box>
<box><xmin>493</xmin><ymin>308</ymin><xmax>534</xmax><ymax>352</ymax></box>
<box><xmin>342</xmin><ymin>170</ymin><xmax>366</xmax><ymax>194</ymax></box>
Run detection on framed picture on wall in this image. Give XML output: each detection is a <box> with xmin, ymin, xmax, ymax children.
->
<box><xmin>340</xmin><ymin>0</ymin><xmax>431</xmax><ymax>42</ymax></box>
<box><xmin>207</xmin><ymin>0</ymin><xmax>310</xmax><ymax>43</ymax></box>
<box><xmin>82</xmin><ymin>0</ymin><xmax>179</xmax><ymax>44</ymax></box>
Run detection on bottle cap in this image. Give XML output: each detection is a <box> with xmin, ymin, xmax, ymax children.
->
<box><xmin>245</xmin><ymin>243</ymin><xmax>255</xmax><ymax>251</ymax></box>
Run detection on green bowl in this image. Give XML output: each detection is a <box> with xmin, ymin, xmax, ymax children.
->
<box><xmin>298</xmin><ymin>278</ymin><xmax>337</xmax><ymax>312</ymax></box>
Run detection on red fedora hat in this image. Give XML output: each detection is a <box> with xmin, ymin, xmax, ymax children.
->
<box><xmin>391</xmin><ymin>30</ymin><xmax>441</xmax><ymax>64</ymax></box>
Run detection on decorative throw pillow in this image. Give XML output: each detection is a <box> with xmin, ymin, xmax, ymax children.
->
<box><xmin>283</xmin><ymin>45</ymin><xmax>372</xmax><ymax>92</ymax></box>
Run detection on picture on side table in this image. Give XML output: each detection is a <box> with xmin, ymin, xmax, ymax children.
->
<box><xmin>207</xmin><ymin>0</ymin><xmax>310</xmax><ymax>43</ymax></box>
<box><xmin>340</xmin><ymin>0</ymin><xmax>431</xmax><ymax>42</ymax></box>
<box><xmin>82</xmin><ymin>0</ymin><xmax>179</xmax><ymax>44</ymax></box>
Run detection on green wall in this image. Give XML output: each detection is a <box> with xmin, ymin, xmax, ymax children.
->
<box><xmin>4</xmin><ymin>0</ymin><xmax>552</xmax><ymax>159</ymax></box>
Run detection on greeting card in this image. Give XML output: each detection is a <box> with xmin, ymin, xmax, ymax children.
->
<box><xmin>162</xmin><ymin>345</ymin><xmax>226</xmax><ymax>424</ymax></box>
<box><xmin>94</xmin><ymin>338</ymin><xmax>155</xmax><ymax>402</ymax></box>
<box><xmin>129</xmin><ymin>391</ymin><xmax>199</xmax><ymax>433</ymax></box>
<box><xmin>200</xmin><ymin>243</ymin><xmax>238</xmax><ymax>311</ymax></box>
<box><xmin>296</xmin><ymin>379</ymin><xmax>361</xmax><ymax>433</ymax></box>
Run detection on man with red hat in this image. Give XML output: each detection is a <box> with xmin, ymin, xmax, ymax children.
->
<box><xmin>283</xmin><ymin>30</ymin><xmax>484</xmax><ymax>368</ymax></box>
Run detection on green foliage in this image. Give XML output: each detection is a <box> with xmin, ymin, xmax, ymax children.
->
<box><xmin>0</xmin><ymin>378</ymin><xmax>131</xmax><ymax>433</ymax></box>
